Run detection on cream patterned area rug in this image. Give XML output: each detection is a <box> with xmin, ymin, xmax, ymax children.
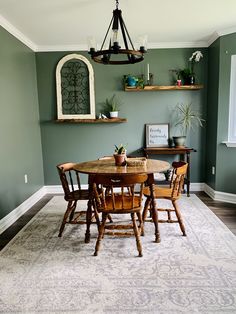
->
<box><xmin>0</xmin><ymin>195</ymin><xmax>236</xmax><ymax>313</ymax></box>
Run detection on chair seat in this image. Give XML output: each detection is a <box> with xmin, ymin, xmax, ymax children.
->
<box><xmin>143</xmin><ymin>186</ymin><xmax>179</xmax><ymax>200</ymax></box>
<box><xmin>98</xmin><ymin>195</ymin><xmax>142</xmax><ymax>214</ymax></box>
<box><xmin>65</xmin><ymin>189</ymin><xmax>90</xmax><ymax>201</ymax></box>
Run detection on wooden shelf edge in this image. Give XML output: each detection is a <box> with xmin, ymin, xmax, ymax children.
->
<box><xmin>55</xmin><ymin>118</ymin><xmax>127</xmax><ymax>124</ymax></box>
<box><xmin>125</xmin><ymin>85</ymin><xmax>203</xmax><ymax>91</ymax></box>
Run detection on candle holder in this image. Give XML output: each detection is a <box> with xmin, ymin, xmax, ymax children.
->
<box><xmin>147</xmin><ymin>73</ymin><xmax>154</xmax><ymax>86</ymax></box>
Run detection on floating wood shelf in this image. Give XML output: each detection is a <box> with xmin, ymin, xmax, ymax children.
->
<box><xmin>124</xmin><ymin>85</ymin><xmax>203</xmax><ymax>92</ymax></box>
<box><xmin>55</xmin><ymin>118</ymin><xmax>127</xmax><ymax>124</ymax></box>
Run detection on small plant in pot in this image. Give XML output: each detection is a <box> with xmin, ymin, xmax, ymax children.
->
<box><xmin>114</xmin><ymin>144</ymin><xmax>127</xmax><ymax>166</ymax></box>
<box><xmin>104</xmin><ymin>94</ymin><xmax>122</xmax><ymax>119</ymax></box>
<box><xmin>173</xmin><ymin>103</ymin><xmax>205</xmax><ymax>148</ymax></box>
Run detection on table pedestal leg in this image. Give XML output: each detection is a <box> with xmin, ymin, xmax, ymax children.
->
<box><xmin>85</xmin><ymin>175</ymin><xmax>94</xmax><ymax>243</ymax></box>
<box><xmin>85</xmin><ymin>199</ymin><xmax>92</xmax><ymax>243</ymax></box>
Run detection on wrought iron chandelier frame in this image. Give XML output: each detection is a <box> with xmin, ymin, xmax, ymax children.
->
<box><xmin>88</xmin><ymin>0</ymin><xmax>146</xmax><ymax>65</ymax></box>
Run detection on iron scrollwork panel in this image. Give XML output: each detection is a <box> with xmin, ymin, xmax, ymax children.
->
<box><xmin>56</xmin><ymin>54</ymin><xmax>95</xmax><ymax>119</ymax></box>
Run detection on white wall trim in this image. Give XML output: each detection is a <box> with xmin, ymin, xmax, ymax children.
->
<box><xmin>36</xmin><ymin>41</ymin><xmax>209</xmax><ymax>52</ymax></box>
<box><xmin>207</xmin><ymin>31</ymin><xmax>219</xmax><ymax>46</ymax></box>
<box><xmin>218</xmin><ymin>26</ymin><xmax>236</xmax><ymax>37</ymax></box>
<box><xmin>0</xmin><ymin>13</ymin><xmax>37</xmax><ymax>51</ymax></box>
<box><xmin>222</xmin><ymin>141</ymin><xmax>236</xmax><ymax>148</ymax></box>
<box><xmin>0</xmin><ymin>187</ymin><xmax>46</xmax><ymax>235</ymax></box>
<box><xmin>1</xmin><ymin>183</ymin><xmax>235</xmax><ymax>235</ymax></box>
<box><xmin>204</xmin><ymin>184</ymin><xmax>236</xmax><ymax>204</ymax></box>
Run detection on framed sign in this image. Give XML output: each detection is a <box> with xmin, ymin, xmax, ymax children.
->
<box><xmin>146</xmin><ymin>123</ymin><xmax>169</xmax><ymax>147</ymax></box>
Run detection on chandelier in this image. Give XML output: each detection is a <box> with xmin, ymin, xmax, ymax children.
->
<box><xmin>88</xmin><ymin>0</ymin><xmax>147</xmax><ymax>65</ymax></box>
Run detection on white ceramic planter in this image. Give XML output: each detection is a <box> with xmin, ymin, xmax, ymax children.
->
<box><xmin>110</xmin><ymin>111</ymin><xmax>119</xmax><ymax>118</ymax></box>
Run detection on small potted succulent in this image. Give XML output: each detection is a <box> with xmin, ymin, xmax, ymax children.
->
<box><xmin>114</xmin><ymin>144</ymin><xmax>127</xmax><ymax>166</ymax></box>
<box><xmin>104</xmin><ymin>94</ymin><xmax>122</xmax><ymax>118</ymax></box>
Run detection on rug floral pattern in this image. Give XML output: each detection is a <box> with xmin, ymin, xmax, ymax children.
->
<box><xmin>0</xmin><ymin>195</ymin><xmax>236</xmax><ymax>313</ymax></box>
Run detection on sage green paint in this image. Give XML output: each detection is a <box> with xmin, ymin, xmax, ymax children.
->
<box><xmin>0</xmin><ymin>26</ymin><xmax>44</xmax><ymax>220</ymax></box>
<box><xmin>205</xmin><ymin>38</ymin><xmax>220</xmax><ymax>190</ymax></box>
<box><xmin>216</xmin><ymin>33</ymin><xmax>236</xmax><ymax>193</ymax></box>
<box><xmin>36</xmin><ymin>48</ymin><xmax>207</xmax><ymax>185</ymax></box>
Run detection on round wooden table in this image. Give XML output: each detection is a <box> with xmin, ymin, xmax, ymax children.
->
<box><xmin>73</xmin><ymin>158</ymin><xmax>170</xmax><ymax>243</ymax></box>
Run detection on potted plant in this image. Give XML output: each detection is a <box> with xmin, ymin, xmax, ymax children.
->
<box><xmin>180</xmin><ymin>51</ymin><xmax>203</xmax><ymax>85</ymax></box>
<box><xmin>114</xmin><ymin>144</ymin><xmax>127</xmax><ymax>166</ymax></box>
<box><xmin>104</xmin><ymin>94</ymin><xmax>122</xmax><ymax>118</ymax></box>
<box><xmin>172</xmin><ymin>103</ymin><xmax>205</xmax><ymax>147</ymax></box>
<box><xmin>124</xmin><ymin>75</ymin><xmax>138</xmax><ymax>88</ymax></box>
<box><xmin>170</xmin><ymin>69</ymin><xmax>182</xmax><ymax>86</ymax></box>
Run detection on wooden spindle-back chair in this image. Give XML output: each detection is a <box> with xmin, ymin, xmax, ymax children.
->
<box><xmin>142</xmin><ymin>161</ymin><xmax>188</xmax><ymax>236</ymax></box>
<box><xmin>57</xmin><ymin>162</ymin><xmax>99</xmax><ymax>238</ymax></box>
<box><xmin>92</xmin><ymin>173</ymin><xmax>148</xmax><ymax>257</ymax></box>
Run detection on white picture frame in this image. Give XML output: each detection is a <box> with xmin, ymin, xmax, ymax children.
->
<box><xmin>146</xmin><ymin>123</ymin><xmax>169</xmax><ymax>147</ymax></box>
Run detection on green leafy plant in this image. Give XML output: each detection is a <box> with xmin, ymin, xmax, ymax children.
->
<box><xmin>104</xmin><ymin>94</ymin><xmax>122</xmax><ymax>112</ymax></box>
<box><xmin>170</xmin><ymin>69</ymin><xmax>182</xmax><ymax>80</ymax></box>
<box><xmin>114</xmin><ymin>144</ymin><xmax>126</xmax><ymax>154</ymax></box>
<box><xmin>180</xmin><ymin>68</ymin><xmax>191</xmax><ymax>80</ymax></box>
<box><xmin>174</xmin><ymin>103</ymin><xmax>205</xmax><ymax>136</ymax></box>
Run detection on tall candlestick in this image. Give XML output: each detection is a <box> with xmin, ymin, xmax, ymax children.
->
<box><xmin>147</xmin><ymin>63</ymin><xmax>150</xmax><ymax>81</ymax></box>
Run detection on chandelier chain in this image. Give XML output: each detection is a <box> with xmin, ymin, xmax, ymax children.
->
<box><xmin>116</xmin><ymin>0</ymin><xmax>119</xmax><ymax>9</ymax></box>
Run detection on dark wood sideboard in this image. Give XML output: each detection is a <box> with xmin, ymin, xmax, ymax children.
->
<box><xmin>143</xmin><ymin>147</ymin><xmax>197</xmax><ymax>197</ymax></box>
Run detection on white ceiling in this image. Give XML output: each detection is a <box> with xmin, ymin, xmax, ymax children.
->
<box><xmin>0</xmin><ymin>0</ymin><xmax>236</xmax><ymax>51</ymax></box>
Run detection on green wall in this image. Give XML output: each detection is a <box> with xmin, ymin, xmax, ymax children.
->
<box><xmin>205</xmin><ymin>39</ymin><xmax>220</xmax><ymax>190</ymax></box>
<box><xmin>0</xmin><ymin>26</ymin><xmax>44</xmax><ymax>219</ymax></box>
<box><xmin>1</xmin><ymin>23</ymin><xmax>236</xmax><ymax>223</ymax></box>
<box><xmin>36</xmin><ymin>48</ymin><xmax>208</xmax><ymax>185</ymax></box>
<box><xmin>216</xmin><ymin>33</ymin><xmax>236</xmax><ymax>193</ymax></box>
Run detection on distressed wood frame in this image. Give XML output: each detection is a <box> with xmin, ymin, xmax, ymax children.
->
<box><xmin>56</xmin><ymin>53</ymin><xmax>95</xmax><ymax>119</ymax></box>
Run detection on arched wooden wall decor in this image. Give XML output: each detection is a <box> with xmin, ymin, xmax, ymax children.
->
<box><xmin>56</xmin><ymin>54</ymin><xmax>95</xmax><ymax>119</ymax></box>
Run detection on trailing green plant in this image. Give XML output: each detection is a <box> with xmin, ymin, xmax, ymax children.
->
<box><xmin>104</xmin><ymin>94</ymin><xmax>122</xmax><ymax>112</ymax></box>
<box><xmin>114</xmin><ymin>144</ymin><xmax>126</xmax><ymax>154</ymax></box>
<box><xmin>174</xmin><ymin>103</ymin><xmax>205</xmax><ymax>136</ymax></box>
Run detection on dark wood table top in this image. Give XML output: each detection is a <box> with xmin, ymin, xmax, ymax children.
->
<box><xmin>73</xmin><ymin>158</ymin><xmax>170</xmax><ymax>175</ymax></box>
<box><xmin>143</xmin><ymin>147</ymin><xmax>196</xmax><ymax>154</ymax></box>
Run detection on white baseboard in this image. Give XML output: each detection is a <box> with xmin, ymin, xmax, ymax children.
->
<box><xmin>204</xmin><ymin>184</ymin><xmax>236</xmax><ymax>204</ymax></box>
<box><xmin>189</xmin><ymin>182</ymin><xmax>205</xmax><ymax>191</ymax></box>
<box><xmin>0</xmin><ymin>187</ymin><xmax>46</xmax><ymax>235</ymax></box>
<box><xmin>1</xmin><ymin>183</ymin><xmax>235</xmax><ymax>235</ymax></box>
<box><xmin>44</xmin><ymin>184</ymin><xmax>88</xmax><ymax>194</ymax></box>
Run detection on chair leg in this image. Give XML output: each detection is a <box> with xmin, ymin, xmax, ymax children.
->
<box><xmin>69</xmin><ymin>200</ymin><xmax>77</xmax><ymax>222</ymax></box>
<box><xmin>107</xmin><ymin>214</ymin><xmax>113</xmax><ymax>223</ymax></box>
<box><xmin>137</xmin><ymin>211</ymin><xmax>144</xmax><ymax>237</ymax></box>
<box><xmin>92</xmin><ymin>199</ymin><xmax>100</xmax><ymax>229</ymax></box>
<box><xmin>141</xmin><ymin>197</ymin><xmax>151</xmax><ymax>236</ymax></box>
<box><xmin>131</xmin><ymin>213</ymin><xmax>143</xmax><ymax>257</ymax></box>
<box><xmin>85</xmin><ymin>199</ymin><xmax>93</xmax><ymax>243</ymax></box>
<box><xmin>94</xmin><ymin>213</ymin><xmax>107</xmax><ymax>256</ymax></box>
<box><xmin>173</xmin><ymin>200</ymin><xmax>186</xmax><ymax>236</ymax></box>
<box><xmin>58</xmin><ymin>201</ymin><xmax>74</xmax><ymax>237</ymax></box>
<box><xmin>149</xmin><ymin>183</ymin><xmax>161</xmax><ymax>243</ymax></box>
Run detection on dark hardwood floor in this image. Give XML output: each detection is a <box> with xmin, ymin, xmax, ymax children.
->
<box><xmin>0</xmin><ymin>192</ymin><xmax>235</xmax><ymax>251</ymax></box>
<box><xmin>196</xmin><ymin>191</ymin><xmax>236</xmax><ymax>235</ymax></box>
